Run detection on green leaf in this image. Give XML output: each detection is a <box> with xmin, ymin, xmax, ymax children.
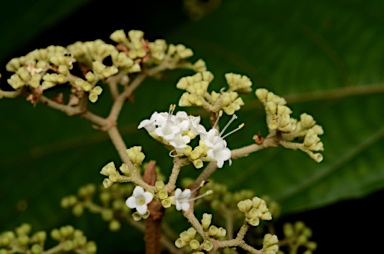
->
<box><xmin>164</xmin><ymin>0</ymin><xmax>384</xmax><ymax>214</ymax></box>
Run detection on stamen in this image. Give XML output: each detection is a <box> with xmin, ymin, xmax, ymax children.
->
<box><xmin>213</xmin><ymin>110</ymin><xmax>223</xmax><ymax>129</ymax></box>
<box><xmin>169</xmin><ymin>150</ymin><xmax>182</xmax><ymax>157</ymax></box>
<box><xmin>220</xmin><ymin>114</ymin><xmax>238</xmax><ymax>136</ymax></box>
<box><xmin>190</xmin><ymin>181</ymin><xmax>206</xmax><ymax>195</ymax></box>
<box><xmin>222</xmin><ymin>123</ymin><xmax>244</xmax><ymax>139</ymax></box>
<box><xmin>188</xmin><ymin>190</ymin><xmax>213</xmax><ymax>201</ymax></box>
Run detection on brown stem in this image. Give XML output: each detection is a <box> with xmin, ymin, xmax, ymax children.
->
<box><xmin>107</xmin><ymin>126</ymin><xmax>136</xmax><ymax>172</ymax></box>
<box><xmin>144</xmin><ymin>161</ymin><xmax>164</xmax><ymax>254</ymax></box>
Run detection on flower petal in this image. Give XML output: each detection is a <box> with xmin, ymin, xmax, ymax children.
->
<box><xmin>136</xmin><ymin>204</ymin><xmax>148</xmax><ymax>215</ymax></box>
<box><xmin>181</xmin><ymin>202</ymin><xmax>190</xmax><ymax>212</ymax></box>
<box><xmin>126</xmin><ymin>196</ymin><xmax>137</xmax><ymax>209</ymax></box>
<box><xmin>143</xmin><ymin>192</ymin><xmax>153</xmax><ymax>204</ymax></box>
<box><xmin>133</xmin><ymin>186</ymin><xmax>144</xmax><ymax>196</ymax></box>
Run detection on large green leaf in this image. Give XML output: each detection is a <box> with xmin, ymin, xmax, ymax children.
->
<box><xmin>1</xmin><ymin>0</ymin><xmax>384</xmax><ymax>252</ymax></box>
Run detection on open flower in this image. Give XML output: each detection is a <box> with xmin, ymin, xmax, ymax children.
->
<box><xmin>126</xmin><ymin>186</ymin><xmax>153</xmax><ymax>215</ymax></box>
<box><xmin>174</xmin><ymin>188</ymin><xmax>192</xmax><ymax>212</ymax></box>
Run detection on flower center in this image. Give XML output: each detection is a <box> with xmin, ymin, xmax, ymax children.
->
<box><xmin>138</xmin><ymin>197</ymin><xmax>146</xmax><ymax>205</ymax></box>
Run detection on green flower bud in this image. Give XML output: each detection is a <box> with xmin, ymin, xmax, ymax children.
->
<box><xmin>17</xmin><ymin>235</ymin><xmax>29</xmax><ymax>245</ymax></box>
<box><xmin>50</xmin><ymin>229</ymin><xmax>61</xmax><ymax>241</ymax></box>
<box><xmin>101</xmin><ymin>209</ymin><xmax>114</xmax><ymax>221</ymax></box>
<box><xmin>294</xmin><ymin>221</ymin><xmax>305</xmax><ymax>232</ymax></box>
<box><xmin>102</xmin><ymin>179</ymin><xmax>114</xmax><ymax>188</ymax></box>
<box><xmin>62</xmin><ymin>240</ymin><xmax>74</xmax><ymax>251</ymax></box>
<box><xmin>72</xmin><ymin>204</ymin><xmax>84</xmax><ymax>217</ymax></box>
<box><xmin>109</xmin><ymin>220</ymin><xmax>121</xmax><ymax>232</ymax></box>
<box><xmin>86</xmin><ymin>241</ymin><xmax>97</xmax><ymax>254</ymax></box>
<box><xmin>60</xmin><ymin>225</ymin><xmax>74</xmax><ymax>237</ymax></box>
<box><xmin>34</xmin><ymin>231</ymin><xmax>47</xmax><ymax>242</ymax></box>
<box><xmin>99</xmin><ymin>192</ymin><xmax>111</xmax><ymax>204</ymax></box>
<box><xmin>31</xmin><ymin>244</ymin><xmax>43</xmax><ymax>254</ymax></box>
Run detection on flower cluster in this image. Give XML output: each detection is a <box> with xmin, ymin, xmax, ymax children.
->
<box><xmin>262</xmin><ymin>233</ymin><xmax>279</xmax><ymax>254</ymax></box>
<box><xmin>0</xmin><ymin>224</ymin><xmax>97</xmax><ymax>254</ymax></box>
<box><xmin>255</xmin><ymin>88</ymin><xmax>324</xmax><ymax>162</ymax></box>
<box><xmin>177</xmin><ymin>72</ymin><xmax>251</xmax><ymax>115</ymax></box>
<box><xmin>138</xmin><ymin>106</ymin><xmax>234</xmax><ymax>168</ymax></box>
<box><xmin>238</xmin><ymin>196</ymin><xmax>272</xmax><ymax>226</ymax></box>
<box><xmin>282</xmin><ymin>221</ymin><xmax>317</xmax><ymax>254</ymax></box>
<box><xmin>175</xmin><ymin>213</ymin><xmax>226</xmax><ymax>252</ymax></box>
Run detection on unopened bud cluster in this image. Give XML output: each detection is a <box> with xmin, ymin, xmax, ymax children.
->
<box><xmin>262</xmin><ymin>233</ymin><xmax>279</xmax><ymax>254</ymax></box>
<box><xmin>175</xmin><ymin>213</ymin><xmax>226</xmax><ymax>252</ymax></box>
<box><xmin>177</xmin><ymin>72</ymin><xmax>251</xmax><ymax>115</ymax></box>
<box><xmin>0</xmin><ymin>224</ymin><xmax>96</xmax><ymax>254</ymax></box>
<box><xmin>4</xmin><ymin>29</ymin><xmax>205</xmax><ymax>104</ymax></box>
<box><xmin>61</xmin><ymin>183</ymin><xmax>133</xmax><ymax>232</ymax></box>
<box><xmin>238</xmin><ymin>197</ymin><xmax>272</xmax><ymax>226</ymax></box>
<box><xmin>256</xmin><ymin>88</ymin><xmax>324</xmax><ymax>162</ymax></box>
<box><xmin>282</xmin><ymin>221</ymin><xmax>317</xmax><ymax>254</ymax></box>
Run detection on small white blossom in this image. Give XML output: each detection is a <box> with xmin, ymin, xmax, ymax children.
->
<box><xmin>126</xmin><ymin>186</ymin><xmax>153</xmax><ymax>215</ymax></box>
<box><xmin>174</xmin><ymin>188</ymin><xmax>192</xmax><ymax>212</ymax></box>
<box><xmin>200</xmin><ymin>128</ymin><xmax>231</xmax><ymax>168</ymax></box>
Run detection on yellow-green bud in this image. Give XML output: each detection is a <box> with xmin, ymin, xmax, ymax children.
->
<box><xmin>110</xmin><ymin>30</ymin><xmax>127</xmax><ymax>43</ymax></box>
<box><xmin>155</xmin><ymin>181</ymin><xmax>165</xmax><ymax>191</ymax></box>
<box><xmin>201</xmin><ymin>213</ymin><xmax>212</xmax><ymax>230</ymax></box>
<box><xmin>102</xmin><ymin>178</ymin><xmax>114</xmax><ymax>188</ymax></box>
<box><xmin>158</xmin><ymin>189</ymin><xmax>168</xmax><ymax>200</ymax></box>
<box><xmin>187</xmin><ymin>227</ymin><xmax>196</xmax><ymax>239</ymax></box>
<box><xmin>132</xmin><ymin>212</ymin><xmax>142</xmax><ymax>221</ymax></box>
<box><xmin>203</xmin><ymin>240</ymin><xmax>213</xmax><ymax>251</ymax></box>
<box><xmin>175</xmin><ymin>238</ymin><xmax>186</xmax><ymax>248</ymax></box>
<box><xmin>193</xmin><ymin>159</ymin><xmax>203</xmax><ymax>169</ymax></box>
<box><xmin>247</xmin><ymin>217</ymin><xmax>260</xmax><ymax>226</ymax></box>
<box><xmin>6</xmin><ymin>58</ymin><xmax>20</xmax><ymax>72</ymax></box>
<box><xmin>161</xmin><ymin>197</ymin><xmax>173</xmax><ymax>208</ymax></box>
<box><xmin>208</xmin><ymin>225</ymin><xmax>218</xmax><ymax>236</ymax></box>
<box><xmin>101</xmin><ymin>209</ymin><xmax>114</xmax><ymax>221</ymax></box>
<box><xmin>189</xmin><ymin>239</ymin><xmax>200</xmax><ymax>250</ymax></box>
<box><xmin>217</xmin><ymin>227</ymin><xmax>226</xmax><ymax>237</ymax></box>
<box><xmin>237</xmin><ymin>199</ymin><xmax>253</xmax><ymax>213</ymax></box>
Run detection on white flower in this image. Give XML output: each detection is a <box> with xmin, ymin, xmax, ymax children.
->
<box><xmin>207</xmin><ymin>141</ymin><xmax>231</xmax><ymax>168</ymax></box>
<box><xmin>174</xmin><ymin>188</ymin><xmax>192</xmax><ymax>212</ymax></box>
<box><xmin>200</xmin><ymin>128</ymin><xmax>231</xmax><ymax>168</ymax></box>
<box><xmin>126</xmin><ymin>186</ymin><xmax>153</xmax><ymax>215</ymax></box>
<box><xmin>169</xmin><ymin>133</ymin><xmax>191</xmax><ymax>152</ymax></box>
